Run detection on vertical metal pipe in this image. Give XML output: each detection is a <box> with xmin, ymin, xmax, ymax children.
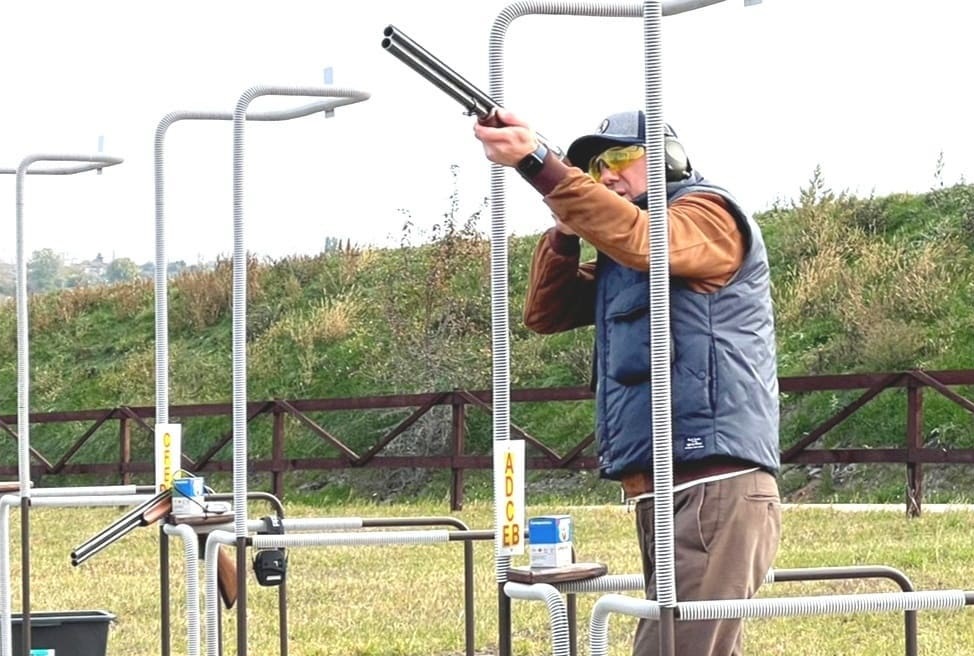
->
<box><xmin>905</xmin><ymin>608</ymin><xmax>918</xmax><ymax>656</ymax></box>
<box><xmin>278</xmin><ymin>577</ymin><xmax>289</xmax><ymax>656</ymax></box>
<box><xmin>154</xmin><ymin>116</ymin><xmax>174</xmax><ymax>428</ymax></box>
<box><xmin>217</xmin><ymin>595</ymin><xmax>223</xmax><ymax>656</ymax></box>
<box><xmin>464</xmin><ymin>540</ymin><xmax>475</xmax><ymax>656</ymax></box>
<box><xmin>229</xmin><ymin>86</ymin><xmax>368</xmax><ymax>655</ymax></box>
<box><xmin>498</xmin><ymin>584</ymin><xmax>512</xmax><ymax>656</ymax></box>
<box><xmin>18</xmin><ymin>499</ymin><xmax>28</xmax><ymax>656</ymax></box>
<box><xmin>14</xmin><ymin>163</ymin><xmax>30</xmax><ymax>498</ymax></box>
<box><xmin>160</xmin><ymin>528</ymin><xmax>171</xmax><ymax>656</ymax></box>
<box><xmin>235</xmin><ymin>535</ymin><xmax>248</xmax><ymax>656</ymax></box>
<box><xmin>484</xmin><ymin>3</ymin><xmax>699</xmax><ymax>654</ymax></box>
<box><xmin>155</xmin><ymin>103</ymin><xmax>345</xmax><ymax>656</ymax></box>
<box><xmin>1</xmin><ymin>499</ymin><xmax>13</xmax><ymax>656</ymax></box>
<box><xmin>658</xmin><ymin>606</ymin><xmax>676</xmax><ymax>656</ymax></box>
<box><xmin>13</xmin><ymin>153</ymin><xmax>120</xmax><ymax>656</ymax></box>
<box><xmin>642</xmin><ymin>0</ymin><xmax>678</xmax><ymax>613</ymax></box>
<box><xmin>567</xmin><ymin>594</ymin><xmax>578</xmax><ymax>656</ymax></box>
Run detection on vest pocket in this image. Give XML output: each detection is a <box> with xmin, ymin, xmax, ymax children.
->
<box><xmin>605</xmin><ymin>283</ymin><xmax>651</xmax><ymax>384</ymax></box>
<box><xmin>672</xmin><ymin>342</ymin><xmax>715</xmax><ymax>422</ymax></box>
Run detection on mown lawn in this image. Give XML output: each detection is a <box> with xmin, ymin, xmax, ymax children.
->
<box><xmin>5</xmin><ymin>501</ymin><xmax>973</xmax><ymax>655</ymax></box>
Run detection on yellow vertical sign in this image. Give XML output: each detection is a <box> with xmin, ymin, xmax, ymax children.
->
<box><xmin>494</xmin><ymin>439</ymin><xmax>524</xmax><ymax>555</ymax></box>
<box><xmin>154</xmin><ymin>423</ymin><xmax>182</xmax><ymax>491</ymax></box>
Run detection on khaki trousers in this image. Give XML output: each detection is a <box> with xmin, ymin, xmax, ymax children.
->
<box><xmin>632</xmin><ymin>470</ymin><xmax>781</xmax><ymax>656</ymax></box>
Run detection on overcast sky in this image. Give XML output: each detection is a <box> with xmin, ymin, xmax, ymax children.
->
<box><xmin>1</xmin><ymin>0</ymin><xmax>971</xmax><ymax>265</ymax></box>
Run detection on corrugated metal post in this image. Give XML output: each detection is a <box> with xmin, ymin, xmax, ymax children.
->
<box><xmin>906</xmin><ymin>380</ymin><xmax>924</xmax><ymax>517</ymax></box>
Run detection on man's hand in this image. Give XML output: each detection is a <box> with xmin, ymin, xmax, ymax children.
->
<box><xmin>473</xmin><ymin>108</ymin><xmax>538</xmax><ymax>167</ymax></box>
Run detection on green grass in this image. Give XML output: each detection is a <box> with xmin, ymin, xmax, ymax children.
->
<box><xmin>6</xmin><ymin>501</ymin><xmax>974</xmax><ymax>655</ymax></box>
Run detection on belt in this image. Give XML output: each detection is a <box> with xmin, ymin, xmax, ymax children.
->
<box><xmin>620</xmin><ymin>457</ymin><xmax>755</xmax><ymax>498</ymax></box>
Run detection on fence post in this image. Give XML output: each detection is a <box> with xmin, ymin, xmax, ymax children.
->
<box><xmin>905</xmin><ymin>379</ymin><xmax>924</xmax><ymax>517</ymax></box>
<box><xmin>272</xmin><ymin>403</ymin><xmax>285</xmax><ymax>500</ymax></box>
<box><xmin>119</xmin><ymin>415</ymin><xmax>131</xmax><ymax>486</ymax></box>
<box><xmin>450</xmin><ymin>392</ymin><xmax>466</xmax><ymax>511</ymax></box>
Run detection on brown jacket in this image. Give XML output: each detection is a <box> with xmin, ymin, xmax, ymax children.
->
<box><xmin>523</xmin><ymin>164</ymin><xmax>745</xmax><ymax>333</ymax></box>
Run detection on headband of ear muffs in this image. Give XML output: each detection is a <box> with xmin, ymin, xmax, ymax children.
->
<box><xmin>566</xmin><ymin>113</ymin><xmax>693</xmax><ymax>183</ymax></box>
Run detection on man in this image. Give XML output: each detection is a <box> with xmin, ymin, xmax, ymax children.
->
<box><xmin>474</xmin><ymin>108</ymin><xmax>781</xmax><ymax>655</ymax></box>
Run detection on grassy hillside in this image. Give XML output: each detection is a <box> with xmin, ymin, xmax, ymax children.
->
<box><xmin>761</xmin><ymin>173</ymin><xmax>974</xmax><ymax>501</ymax></box>
<box><xmin>1</xmin><ymin>175</ymin><xmax>973</xmax><ymax>502</ymax></box>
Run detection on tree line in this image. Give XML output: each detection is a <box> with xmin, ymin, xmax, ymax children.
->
<box><xmin>0</xmin><ymin>249</ymin><xmax>214</xmax><ymax>298</ymax></box>
<box><xmin>0</xmin><ymin>235</ymin><xmax>359</xmax><ymax>299</ymax></box>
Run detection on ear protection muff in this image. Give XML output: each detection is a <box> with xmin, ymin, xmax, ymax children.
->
<box><xmin>663</xmin><ymin>129</ymin><xmax>691</xmax><ymax>182</ymax></box>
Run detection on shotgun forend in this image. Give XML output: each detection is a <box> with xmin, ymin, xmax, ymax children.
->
<box><xmin>381</xmin><ymin>24</ymin><xmax>564</xmax><ymax>159</ymax></box>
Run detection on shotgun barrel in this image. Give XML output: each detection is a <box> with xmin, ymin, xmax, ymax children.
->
<box><xmin>71</xmin><ymin>489</ymin><xmax>171</xmax><ymax>565</ymax></box>
<box><xmin>381</xmin><ymin>24</ymin><xmax>564</xmax><ymax>159</ymax></box>
<box><xmin>381</xmin><ymin>24</ymin><xmax>496</xmax><ymax>120</ymax></box>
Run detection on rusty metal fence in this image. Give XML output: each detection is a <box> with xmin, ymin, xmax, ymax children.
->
<box><xmin>1</xmin><ymin>369</ymin><xmax>972</xmax><ymax>513</ymax></box>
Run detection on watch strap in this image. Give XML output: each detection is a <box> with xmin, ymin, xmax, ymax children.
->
<box><xmin>516</xmin><ymin>141</ymin><xmax>549</xmax><ymax>180</ymax></box>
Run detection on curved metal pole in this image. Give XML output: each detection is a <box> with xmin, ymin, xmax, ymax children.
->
<box><xmin>13</xmin><ymin>153</ymin><xmax>121</xmax><ymax>656</ymax></box>
<box><xmin>14</xmin><ymin>153</ymin><xmax>123</xmax><ymax>488</ymax></box>
<box><xmin>485</xmin><ymin>2</ymin><xmax>748</xmax><ymax>654</ymax></box>
<box><xmin>154</xmin><ymin>98</ymin><xmax>362</xmax><ymax>656</ymax></box>
<box><xmin>770</xmin><ymin>566</ymin><xmax>919</xmax><ymax>656</ymax></box>
<box><xmin>153</xmin><ymin>98</ymin><xmax>359</xmax><ymax>426</ymax></box>
<box><xmin>1</xmin><ymin>161</ymin><xmax>113</xmax><ymax>176</ymax></box>
<box><xmin>507</xmin><ymin>565</ymin><xmax>918</xmax><ymax>656</ymax></box>
<box><xmin>230</xmin><ymin>85</ymin><xmax>369</xmax><ymax>656</ymax></box>
<box><xmin>0</xmin><ymin>492</ymin><xmax>144</xmax><ymax>656</ymax></box>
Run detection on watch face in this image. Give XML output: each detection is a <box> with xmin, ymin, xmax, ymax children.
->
<box><xmin>518</xmin><ymin>143</ymin><xmax>548</xmax><ymax>179</ymax></box>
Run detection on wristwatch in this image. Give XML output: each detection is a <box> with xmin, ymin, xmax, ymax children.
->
<box><xmin>516</xmin><ymin>141</ymin><xmax>549</xmax><ymax>180</ymax></box>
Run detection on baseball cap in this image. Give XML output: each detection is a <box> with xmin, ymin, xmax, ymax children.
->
<box><xmin>566</xmin><ymin>110</ymin><xmax>677</xmax><ymax>169</ymax></box>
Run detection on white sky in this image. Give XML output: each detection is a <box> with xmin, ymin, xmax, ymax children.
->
<box><xmin>1</xmin><ymin>0</ymin><xmax>971</xmax><ymax>265</ymax></box>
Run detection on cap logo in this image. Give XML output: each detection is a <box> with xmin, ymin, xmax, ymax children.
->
<box><xmin>598</xmin><ymin>119</ymin><xmax>610</xmax><ymax>134</ymax></box>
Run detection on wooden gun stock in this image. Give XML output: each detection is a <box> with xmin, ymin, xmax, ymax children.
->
<box><xmin>141</xmin><ymin>496</ymin><xmax>172</xmax><ymax>525</ymax></box>
<box><xmin>217</xmin><ymin>545</ymin><xmax>238</xmax><ymax>609</ymax></box>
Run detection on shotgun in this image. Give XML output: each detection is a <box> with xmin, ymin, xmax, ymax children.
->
<box><xmin>71</xmin><ymin>489</ymin><xmax>238</xmax><ymax>608</ymax></box>
<box><xmin>380</xmin><ymin>24</ymin><xmax>564</xmax><ymax>159</ymax></box>
<box><xmin>71</xmin><ymin>489</ymin><xmax>172</xmax><ymax>565</ymax></box>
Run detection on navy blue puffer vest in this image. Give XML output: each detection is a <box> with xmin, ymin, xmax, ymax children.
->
<box><xmin>593</xmin><ymin>172</ymin><xmax>779</xmax><ymax>480</ymax></box>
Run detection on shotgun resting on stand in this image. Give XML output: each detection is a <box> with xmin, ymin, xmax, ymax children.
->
<box><xmin>70</xmin><ymin>488</ymin><xmax>239</xmax><ymax>609</ymax></box>
<box><xmin>381</xmin><ymin>24</ymin><xmax>564</xmax><ymax>159</ymax></box>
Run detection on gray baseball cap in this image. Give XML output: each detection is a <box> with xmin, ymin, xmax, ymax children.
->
<box><xmin>566</xmin><ymin>110</ymin><xmax>677</xmax><ymax>169</ymax></box>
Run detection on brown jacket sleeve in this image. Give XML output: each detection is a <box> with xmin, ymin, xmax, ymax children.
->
<box><xmin>522</xmin><ymin>229</ymin><xmax>597</xmax><ymax>333</ymax></box>
<box><xmin>522</xmin><ymin>165</ymin><xmax>745</xmax><ymax>333</ymax></box>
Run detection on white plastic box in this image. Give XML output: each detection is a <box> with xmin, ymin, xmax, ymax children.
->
<box><xmin>528</xmin><ymin>515</ymin><xmax>573</xmax><ymax>568</ymax></box>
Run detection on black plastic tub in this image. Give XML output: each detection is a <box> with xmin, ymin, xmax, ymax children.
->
<box><xmin>11</xmin><ymin>610</ymin><xmax>115</xmax><ymax>656</ymax></box>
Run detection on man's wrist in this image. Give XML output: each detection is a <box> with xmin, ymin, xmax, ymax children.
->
<box><xmin>516</xmin><ymin>141</ymin><xmax>549</xmax><ymax>180</ymax></box>
<box><xmin>519</xmin><ymin>148</ymin><xmax>570</xmax><ymax>196</ymax></box>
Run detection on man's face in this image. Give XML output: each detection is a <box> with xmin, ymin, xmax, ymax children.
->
<box><xmin>590</xmin><ymin>145</ymin><xmax>647</xmax><ymax>201</ymax></box>
<box><xmin>597</xmin><ymin>154</ymin><xmax>647</xmax><ymax>201</ymax></box>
